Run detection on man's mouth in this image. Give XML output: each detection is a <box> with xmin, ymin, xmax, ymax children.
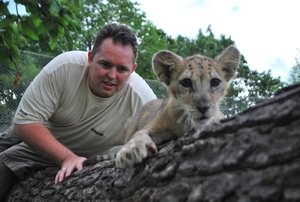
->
<box><xmin>103</xmin><ymin>81</ymin><xmax>115</xmax><ymax>86</ymax></box>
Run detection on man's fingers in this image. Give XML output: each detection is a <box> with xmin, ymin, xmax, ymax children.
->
<box><xmin>55</xmin><ymin>170</ymin><xmax>63</xmax><ymax>184</ymax></box>
<box><xmin>55</xmin><ymin>168</ymin><xmax>65</xmax><ymax>184</ymax></box>
<box><xmin>55</xmin><ymin>167</ymin><xmax>71</xmax><ymax>184</ymax></box>
<box><xmin>54</xmin><ymin>157</ymin><xmax>86</xmax><ymax>184</ymax></box>
<box><xmin>76</xmin><ymin>164</ymin><xmax>83</xmax><ymax>171</ymax></box>
<box><xmin>55</xmin><ymin>172</ymin><xmax>59</xmax><ymax>184</ymax></box>
<box><xmin>65</xmin><ymin>167</ymin><xmax>73</xmax><ymax>178</ymax></box>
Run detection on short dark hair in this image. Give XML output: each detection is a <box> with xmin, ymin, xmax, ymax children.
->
<box><xmin>92</xmin><ymin>23</ymin><xmax>138</xmax><ymax>63</ymax></box>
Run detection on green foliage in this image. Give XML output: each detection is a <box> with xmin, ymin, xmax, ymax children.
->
<box><xmin>288</xmin><ymin>49</ymin><xmax>300</xmax><ymax>84</ymax></box>
<box><xmin>69</xmin><ymin>0</ymin><xmax>170</xmax><ymax>79</ymax></box>
<box><xmin>136</xmin><ymin>22</ymin><xmax>170</xmax><ymax>79</ymax></box>
<box><xmin>73</xmin><ymin>0</ymin><xmax>147</xmax><ymax>51</ymax></box>
<box><xmin>168</xmin><ymin>25</ymin><xmax>235</xmax><ymax>58</ymax></box>
<box><xmin>0</xmin><ymin>53</ymin><xmax>42</xmax><ymax>120</ymax></box>
<box><xmin>0</xmin><ymin>0</ymin><xmax>81</xmax><ymax>67</ymax></box>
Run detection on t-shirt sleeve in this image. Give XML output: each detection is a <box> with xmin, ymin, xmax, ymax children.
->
<box><xmin>14</xmin><ymin>63</ymin><xmax>63</xmax><ymax>125</ymax></box>
<box><xmin>128</xmin><ymin>72</ymin><xmax>157</xmax><ymax>115</ymax></box>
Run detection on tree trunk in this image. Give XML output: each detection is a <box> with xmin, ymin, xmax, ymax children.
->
<box><xmin>6</xmin><ymin>83</ymin><xmax>300</xmax><ymax>202</ymax></box>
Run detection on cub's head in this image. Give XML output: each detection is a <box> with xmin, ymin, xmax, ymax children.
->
<box><xmin>152</xmin><ymin>45</ymin><xmax>240</xmax><ymax>126</ymax></box>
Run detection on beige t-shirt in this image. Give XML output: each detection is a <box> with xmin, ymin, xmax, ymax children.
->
<box><xmin>14</xmin><ymin>51</ymin><xmax>157</xmax><ymax>157</ymax></box>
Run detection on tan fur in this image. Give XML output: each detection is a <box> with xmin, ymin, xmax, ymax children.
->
<box><xmin>116</xmin><ymin>45</ymin><xmax>241</xmax><ymax>168</ymax></box>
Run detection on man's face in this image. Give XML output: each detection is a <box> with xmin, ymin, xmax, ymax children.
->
<box><xmin>87</xmin><ymin>38</ymin><xmax>137</xmax><ymax>98</ymax></box>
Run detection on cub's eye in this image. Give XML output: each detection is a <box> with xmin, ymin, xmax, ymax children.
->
<box><xmin>211</xmin><ymin>78</ymin><xmax>221</xmax><ymax>87</ymax></box>
<box><xmin>180</xmin><ymin>78</ymin><xmax>192</xmax><ymax>88</ymax></box>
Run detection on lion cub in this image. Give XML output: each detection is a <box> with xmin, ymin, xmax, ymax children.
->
<box><xmin>116</xmin><ymin>45</ymin><xmax>240</xmax><ymax>168</ymax></box>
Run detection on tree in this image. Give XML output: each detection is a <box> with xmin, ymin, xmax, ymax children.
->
<box><xmin>70</xmin><ymin>0</ymin><xmax>170</xmax><ymax>79</ymax></box>
<box><xmin>0</xmin><ymin>52</ymin><xmax>43</xmax><ymax>126</ymax></box>
<box><xmin>6</xmin><ymin>83</ymin><xmax>300</xmax><ymax>201</ymax></box>
<box><xmin>0</xmin><ymin>0</ymin><xmax>81</xmax><ymax>67</ymax></box>
<box><xmin>0</xmin><ymin>51</ymin><xmax>54</xmax><ymax>131</ymax></box>
<box><xmin>288</xmin><ymin>49</ymin><xmax>300</xmax><ymax>84</ymax></box>
<box><xmin>136</xmin><ymin>22</ymin><xmax>170</xmax><ymax>79</ymax></box>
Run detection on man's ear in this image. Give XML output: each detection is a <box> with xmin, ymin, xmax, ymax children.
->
<box><xmin>152</xmin><ymin>50</ymin><xmax>182</xmax><ymax>86</ymax></box>
<box><xmin>88</xmin><ymin>51</ymin><xmax>93</xmax><ymax>63</ymax></box>
<box><xmin>215</xmin><ymin>45</ymin><xmax>240</xmax><ymax>82</ymax></box>
<box><xmin>132</xmin><ymin>62</ymin><xmax>137</xmax><ymax>72</ymax></box>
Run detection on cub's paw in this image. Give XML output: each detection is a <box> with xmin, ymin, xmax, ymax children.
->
<box><xmin>115</xmin><ymin>131</ymin><xmax>157</xmax><ymax>168</ymax></box>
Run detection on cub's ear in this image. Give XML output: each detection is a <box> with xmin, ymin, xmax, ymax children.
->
<box><xmin>152</xmin><ymin>50</ymin><xmax>182</xmax><ymax>86</ymax></box>
<box><xmin>215</xmin><ymin>45</ymin><xmax>241</xmax><ymax>82</ymax></box>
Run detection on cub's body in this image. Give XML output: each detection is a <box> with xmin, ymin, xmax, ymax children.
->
<box><xmin>116</xmin><ymin>46</ymin><xmax>241</xmax><ymax>168</ymax></box>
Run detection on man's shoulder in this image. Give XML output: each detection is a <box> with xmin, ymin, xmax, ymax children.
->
<box><xmin>56</xmin><ymin>51</ymin><xmax>88</xmax><ymax>61</ymax></box>
<box><xmin>126</xmin><ymin>72</ymin><xmax>157</xmax><ymax>102</ymax></box>
<box><xmin>127</xmin><ymin>72</ymin><xmax>148</xmax><ymax>91</ymax></box>
<box><xmin>43</xmin><ymin>51</ymin><xmax>88</xmax><ymax>74</ymax></box>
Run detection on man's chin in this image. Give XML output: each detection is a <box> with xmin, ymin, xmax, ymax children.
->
<box><xmin>99</xmin><ymin>91</ymin><xmax>116</xmax><ymax>98</ymax></box>
<box><xmin>90</xmin><ymin>89</ymin><xmax>116</xmax><ymax>98</ymax></box>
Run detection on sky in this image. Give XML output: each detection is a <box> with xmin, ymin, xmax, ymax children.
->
<box><xmin>134</xmin><ymin>0</ymin><xmax>300</xmax><ymax>82</ymax></box>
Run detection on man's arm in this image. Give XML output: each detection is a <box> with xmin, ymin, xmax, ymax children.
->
<box><xmin>14</xmin><ymin>123</ymin><xmax>86</xmax><ymax>184</ymax></box>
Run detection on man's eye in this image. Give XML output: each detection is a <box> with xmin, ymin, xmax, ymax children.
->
<box><xmin>211</xmin><ymin>78</ymin><xmax>221</xmax><ymax>87</ymax></box>
<box><xmin>118</xmin><ymin>67</ymin><xmax>129</xmax><ymax>72</ymax></box>
<box><xmin>100</xmin><ymin>62</ymin><xmax>110</xmax><ymax>68</ymax></box>
<box><xmin>180</xmin><ymin>78</ymin><xmax>192</xmax><ymax>88</ymax></box>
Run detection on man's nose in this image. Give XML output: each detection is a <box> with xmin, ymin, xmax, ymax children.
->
<box><xmin>107</xmin><ymin>68</ymin><xmax>117</xmax><ymax>79</ymax></box>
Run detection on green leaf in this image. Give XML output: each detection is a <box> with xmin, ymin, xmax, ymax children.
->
<box><xmin>49</xmin><ymin>1</ymin><xmax>61</xmax><ymax>13</ymax></box>
<box><xmin>0</xmin><ymin>18</ymin><xmax>15</xmax><ymax>29</ymax></box>
<box><xmin>21</xmin><ymin>18</ymin><xmax>39</xmax><ymax>41</ymax></box>
<box><xmin>64</xmin><ymin>30</ymin><xmax>73</xmax><ymax>50</ymax></box>
<box><xmin>2</xmin><ymin>31</ymin><xmax>13</xmax><ymax>46</ymax></box>
<box><xmin>11</xmin><ymin>23</ymin><xmax>18</xmax><ymax>34</ymax></box>
<box><xmin>19</xmin><ymin>35</ymin><xmax>28</xmax><ymax>44</ymax></box>
<box><xmin>64</xmin><ymin>13</ymin><xmax>78</xmax><ymax>25</ymax></box>
<box><xmin>36</xmin><ymin>20</ymin><xmax>46</xmax><ymax>35</ymax></box>
<box><xmin>0</xmin><ymin>49</ymin><xmax>8</xmax><ymax>66</ymax></box>
<box><xmin>49</xmin><ymin>35</ymin><xmax>57</xmax><ymax>50</ymax></box>
<box><xmin>0</xmin><ymin>1</ymin><xmax>10</xmax><ymax>16</ymax></box>
<box><xmin>10</xmin><ymin>44</ymin><xmax>20</xmax><ymax>57</ymax></box>
<box><xmin>44</xmin><ymin>21</ymin><xmax>54</xmax><ymax>32</ymax></box>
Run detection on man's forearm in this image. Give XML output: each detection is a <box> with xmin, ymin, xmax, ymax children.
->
<box><xmin>13</xmin><ymin>123</ymin><xmax>74</xmax><ymax>166</ymax></box>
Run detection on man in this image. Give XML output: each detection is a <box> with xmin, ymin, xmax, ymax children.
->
<box><xmin>0</xmin><ymin>23</ymin><xmax>156</xmax><ymax>200</ymax></box>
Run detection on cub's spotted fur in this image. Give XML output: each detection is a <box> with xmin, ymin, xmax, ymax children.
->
<box><xmin>115</xmin><ymin>45</ymin><xmax>240</xmax><ymax>168</ymax></box>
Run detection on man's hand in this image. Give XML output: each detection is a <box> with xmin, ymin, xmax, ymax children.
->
<box><xmin>14</xmin><ymin>123</ymin><xmax>87</xmax><ymax>184</ymax></box>
<box><xmin>55</xmin><ymin>154</ymin><xmax>87</xmax><ymax>184</ymax></box>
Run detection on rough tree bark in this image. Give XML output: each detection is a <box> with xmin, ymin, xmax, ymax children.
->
<box><xmin>6</xmin><ymin>83</ymin><xmax>300</xmax><ymax>202</ymax></box>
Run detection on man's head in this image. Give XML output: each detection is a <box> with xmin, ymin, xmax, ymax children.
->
<box><xmin>87</xmin><ymin>23</ymin><xmax>138</xmax><ymax>98</ymax></box>
<box><xmin>91</xmin><ymin>23</ymin><xmax>138</xmax><ymax>63</ymax></box>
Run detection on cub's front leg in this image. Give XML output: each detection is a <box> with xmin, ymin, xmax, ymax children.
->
<box><xmin>115</xmin><ymin>129</ymin><xmax>158</xmax><ymax>168</ymax></box>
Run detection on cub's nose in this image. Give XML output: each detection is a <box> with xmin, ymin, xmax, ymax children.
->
<box><xmin>195</xmin><ymin>104</ymin><xmax>211</xmax><ymax>113</ymax></box>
